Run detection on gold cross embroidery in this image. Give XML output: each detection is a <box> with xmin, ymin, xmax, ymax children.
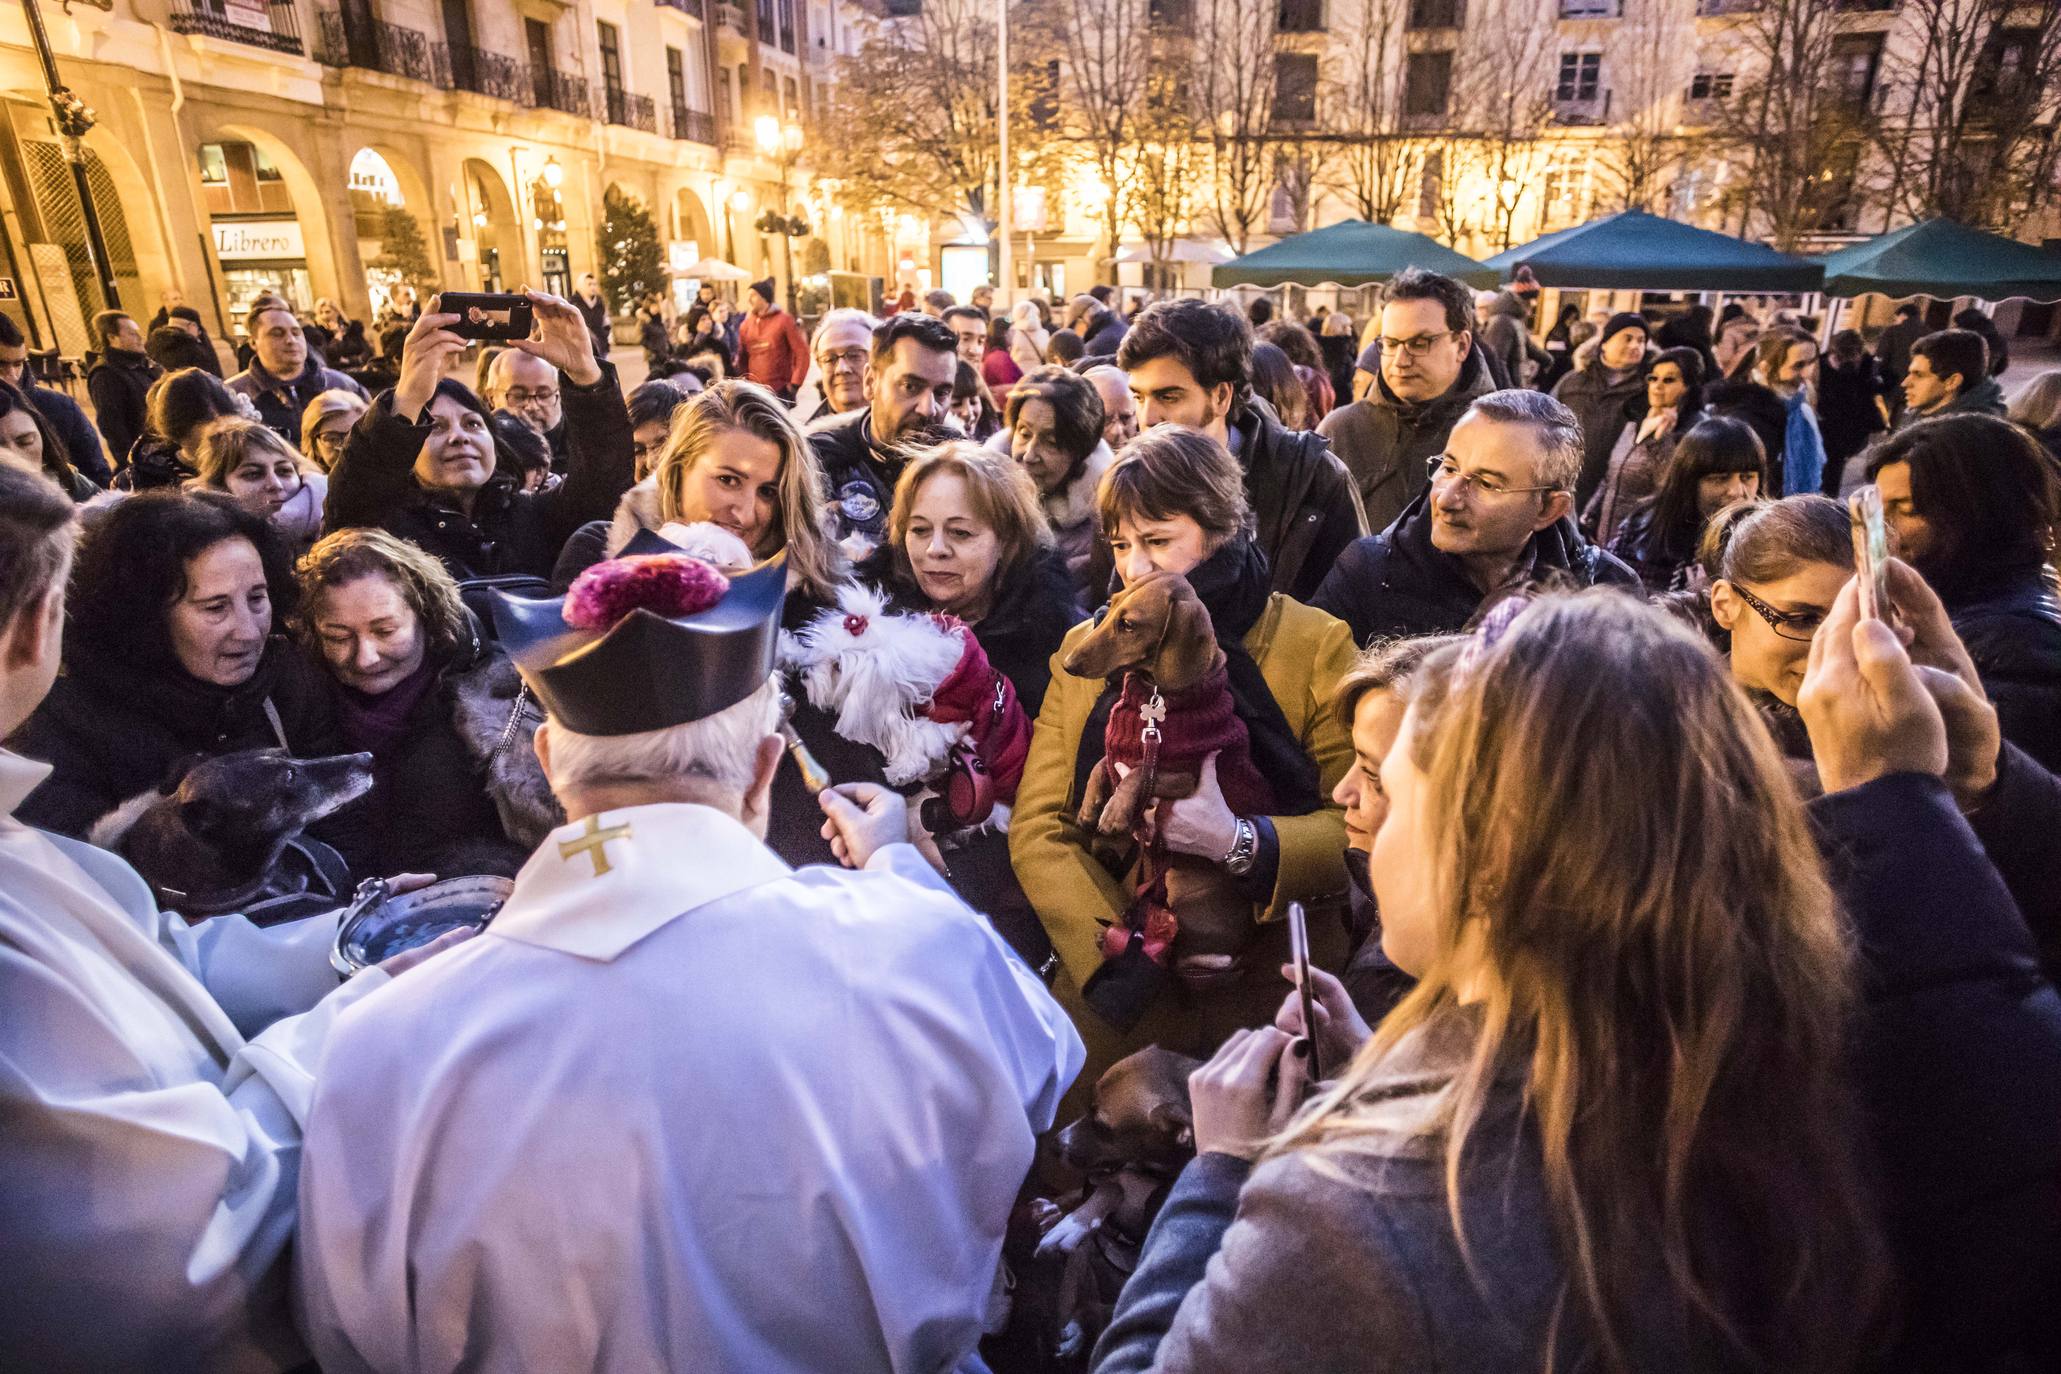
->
<box><xmin>559</xmin><ymin>814</ymin><xmax>633</xmax><ymax>877</ymax></box>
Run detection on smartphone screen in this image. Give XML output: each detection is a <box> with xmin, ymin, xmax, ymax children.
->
<box><xmin>1849</xmin><ymin>485</ymin><xmax>1892</xmax><ymax>624</ymax></box>
<box><xmin>439</xmin><ymin>292</ymin><xmax>534</xmax><ymax>342</ymax></box>
<box><xmin>1287</xmin><ymin>901</ymin><xmax>1321</xmax><ymax>1081</ymax></box>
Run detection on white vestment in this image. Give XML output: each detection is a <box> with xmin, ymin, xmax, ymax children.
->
<box><xmin>296</xmin><ymin>801</ymin><xmax>1084</xmax><ymax>1374</ymax></box>
<box><xmin>0</xmin><ymin>748</ymin><xmax>386</xmax><ymax>1372</ymax></box>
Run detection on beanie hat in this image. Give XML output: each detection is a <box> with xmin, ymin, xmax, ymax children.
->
<box><xmin>1601</xmin><ymin>312</ymin><xmax>1649</xmax><ymax>349</ymax></box>
<box><xmin>749</xmin><ymin>278</ymin><xmax>776</xmax><ymax>306</ymax></box>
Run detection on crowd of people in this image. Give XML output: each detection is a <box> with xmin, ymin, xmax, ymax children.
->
<box><xmin>1</xmin><ymin>261</ymin><xmax>2059</xmax><ymax>1374</ymax></box>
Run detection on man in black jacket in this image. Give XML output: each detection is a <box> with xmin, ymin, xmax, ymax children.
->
<box><xmin>225</xmin><ymin>302</ymin><xmax>367</xmax><ymax>446</ymax></box>
<box><xmin>84</xmin><ymin>310</ymin><xmax>161</xmax><ymax>468</ymax></box>
<box><xmin>1312</xmin><ymin>388</ymin><xmax>1639</xmax><ymax>643</ymax></box>
<box><xmin>1115</xmin><ymin>298</ymin><xmax>1365</xmax><ymax>602</ymax></box>
<box><xmin>806</xmin><ymin>312</ymin><xmax>958</xmax><ymax>547</ymax></box>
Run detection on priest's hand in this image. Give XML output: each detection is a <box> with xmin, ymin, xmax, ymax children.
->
<box><xmin>1189</xmin><ymin>1026</ymin><xmax>1308</xmax><ymax>1162</ymax></box>
<box><xmin>507</xmin><ymin>289</ymin><xmax>605</xmax><ymax>389</ymax></box>
<box><xmin>820</xmin><ymin>783</ymin><xmax>909</xmax><ymax>870</ymax></box>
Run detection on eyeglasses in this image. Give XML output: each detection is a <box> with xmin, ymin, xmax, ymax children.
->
<box><xmin>1730</xmin><ymin>583</ymin><xmax>1826</xmax><ymax>643</ymax></box>
<box><xmin>313</xmin><ymin>428</ymin><xmax>350</xmax><ymax>451</ymax></box>
<box><xmin>501</xmin><ymin>388</ymin><xmax>558</xmax><ymax>407</ymax></box>
<box><xmin>818</xmin><ymin>347</ymin><xmax>868</xmax><ymax>371</ymax></box>
<box><xmin>1381</xmin><ymin>330</ymin><xmax>1460</xmax><ymax>358</ymax></box>
<box><xmin>1425</xmin><ymin>455</ymin><xmax>1559</xmax><ymax>500</ymax></box>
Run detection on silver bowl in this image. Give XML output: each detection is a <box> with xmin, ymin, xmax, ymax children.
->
<box><xmin>331</xmin><ymin>875</ymin><xmax>515</xmax><ymax>976</ymax></box>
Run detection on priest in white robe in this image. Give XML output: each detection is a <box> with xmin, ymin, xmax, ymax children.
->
<box><xmin>0</xmin><ymin>466</ymin><xmax>453</xmax><ymax>1372</ymax></box>
<box><xmin>295</xmin><ymin>550</ymin><xmax>1084</xmax><ymax>1374</ymax></box>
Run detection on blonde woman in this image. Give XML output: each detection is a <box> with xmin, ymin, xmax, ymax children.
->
<box><xmin>299</xmin><ymin>388</ymin><xmax>368</xmax><ymax>473</ymax></box>
<box><xmin>194</xmin><ymin>415</ymin><xmax>327</xmax><ymax>555</ymax></box>
<box><xmin>1093</xmin><ymin>591</ymin><xmax>1890</xmax><ymax>1373</ymax></box>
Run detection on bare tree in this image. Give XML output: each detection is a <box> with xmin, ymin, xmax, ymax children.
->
<box><xmin>1871</xmin><ymin>0</ymin><xmax>2061</xmax><ymax>228</ymax></box>
<box><xmin>1599</xmin><ymin>0</ymin><xmax>1696</xmax><ymax>212</ymax></box>
<box><xmin>1704</xmin><ymin>0</ymin><xmax>1867</xmax><ymax>248</ymax></box>
<box><xmin>1321</xmin><ymin>0</ymin><xmax>1419</xmax><ymax>223</ymax></box>
<box><xmin>1129</xmin><ymin>64</ymin><xmax>1202</xmax><ymax>292</ymax></box>
<box><xmin>1456</xmin><ymin>0</ymin><xmax>1557</xmax><ymax>251</ymax></box>
<box><xmin>1051</xmin><ymin>0</ymin><xmax>1156</xmax><ymax>272</ymax></box>
<box><xmin>1188</xmin><ymin>0</ymin><xmax>1280</xmax><ymax>253</ymax></box>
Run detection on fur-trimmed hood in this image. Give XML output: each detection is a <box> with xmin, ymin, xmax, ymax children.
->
<box><xmin>603</xmin><ymin>476</ymin><xmax>667</xmax><ymax>558</ymax></box>
<box><xmin>445</xmin><ymin>640</ymin><xmax>562</xmax><ymax>849</ymax></box>
<box><xmin>981</xmin><ymin>429</ymin><xmax>1113</xmax><ymax>538</ymax></box>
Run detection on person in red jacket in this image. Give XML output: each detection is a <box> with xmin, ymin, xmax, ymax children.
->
<box><xmin>738</xmin><ymin>278</ymin><xmax>808</xmax><ymax>400</ymax></box>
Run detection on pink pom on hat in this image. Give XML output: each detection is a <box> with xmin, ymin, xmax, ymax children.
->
<box><xmin>564</xmin><ymin>554</ymin><xmax>730</xmax><ymax>632</ymax></box>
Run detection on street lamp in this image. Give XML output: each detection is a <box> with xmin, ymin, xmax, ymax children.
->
<box><xmin>17</xmin><ymin>0</ymin><xmax>118</xmax><ymax>309</ymax></box>
<box><xmin>753</xmin><ymin>117</ymin><xmax>808</xmax><ymax>313</ymax></box>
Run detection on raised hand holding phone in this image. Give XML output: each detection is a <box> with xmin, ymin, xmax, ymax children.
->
<box><xmin>1849</xmin><ymin>485</ymin><xmax>1894</xmax><ymax>625</ymax></box>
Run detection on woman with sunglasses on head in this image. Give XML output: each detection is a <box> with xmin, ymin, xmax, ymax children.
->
<box><xmin>1582</xmin><ymin>347</ymin><xmax>1706</xmax><ymax>544</ymax></box>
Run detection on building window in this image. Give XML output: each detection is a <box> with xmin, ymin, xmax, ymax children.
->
<box><xmin>1541</xmin><ymin>152</ymin><xmax>1590</xmax><ymax>224</ymax></box>
<box><xmin>598</xmin><ymin>20</ymin><xmax>624</xmax><ymax>98</ymax></box>
<box><xmin>1272</xmin><ymin>52</ymin><xmax>1318</xmax><ymax>124</ymax></box>
<box><xmin>1278</xmin><ymin>0</ymin><xmax>1323</xmax><ymax>33</ymax></box>
<box><xmin>1418</xmin><ymin>149</ymin><xmax>1444</xmax><ymax>219</ymax></box>
<box><xmin>668</xmin><ymin>46</ymin><xmax>688</xmax><ymax>110</ymax></box>
<box><xmin>1404</xmin><ymin>50</ymin><xmax>1452</xmax><ymax>117</ymax></box>
<box><xmin>1559</xmin><ymin>0</ymin><xmax>1617</xmax><ymax>15</ymax></box>
<box><xmin>1829</xmin><ymin>32</ymin><xmax>1882</xmax><ymax>107</ymax></box>
<box><xmin>784</xmin><ymin>76</ymin><xmax>799</xmax><ymax>119</ymax></box>
<box><xmin>1688</xmin><ymin>71</ymin><xmax>1733</xmax><ymax>100</ymax></box>
<box><xmin>1407</xmin><ymin>0</ymin><xmax>1463</xmax><ymax>29</ymax></box>
<box><xmin>1556</xmin><ymin>51</ymin><xmax>1601</xmax><ymax>102</ymax></box>
<box><xmin>1975</xmin><ymin>27</ymin><xmax>2040</xmax><ymax>102</ymax></box>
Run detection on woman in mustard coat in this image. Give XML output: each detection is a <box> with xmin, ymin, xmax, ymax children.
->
<box><xmin>1010</xmin><ymin>427</ymin><xmax>1355</xmax><ymax>1093</ymax></box>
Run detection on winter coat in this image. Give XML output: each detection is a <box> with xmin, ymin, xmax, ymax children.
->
<box><xmin>324</xmin><ymin>366</ymin><xmax>636</xmax><ymax>582</ymax></box>
<box><xmin>85</xmin><ymin>348</ymin><xmax>162</xmax><ymax>469</ymax></box>
<box><xmin>1704</xmin><ymin>378</ymin><xmax>1790</xmax><ymax>477</ymax></box>
<box><xmin>981</xmin><ymin>346</ymin><xmax>1023</xmax><ymax>400</ymax></box>
<box><xmin>738</xmin><ymin>306</ymin><xmax>809</xmax><ymax>394</ymax></box>
<box><xmin>1552</xmin><ymin>359</ymin><xmax>1648</xmax><ymax>506</ymax></box>
<box><xmin>1316</xmin><ymin>341</ymin><xmax>1496</xmax><ymax>536</ymax></box>
<box><xmin>1967</xmin><ymin>740</ymin><xmax>2061</xmax><ymax>984</ymax></box>
<box><xmin>806</xmin><ymin>406</ymin><xmax>899</xmax><ymax>548</ymax></box>
<box><xmin>113</xmin><ymin>436</ymin><xmax>197</xmax><ymax>492</ymax></box>
<box><xmin>1874</xmin><ymin>314</ymin><xmax>1928</xmax><ymax>389</ymax></box>
<box><xmin>1476</xmin><ymin>291</ymin><xmax>1537</xmax><ymax>389</ymax></box>
<box><xmin>1010</xmin><ymin>590</ymin><xmax>1353</xmax><ymax>1094</ymax></box>
<box><xmin>1949</xmin><ymin>565</ymin><xmax>2061</xmax><ymax>775</ymax></box>
<box><xmin>1809</xmin><ymin>772</ymin><xmax>2061</xmax><ymax>1369</ymax></box>
<box><xmin>573</xmin><ymin>291</ymin><xmax>612</xmax><ymax>360</ymax></box>
<box><xmin>1583</xmin><ymin>406</ymin><xmax>1699</xmax><ymax>545</ymax></box>
<box><xmin>1081</xmin><ymin>308</ymin><xmax>1128</xmax><ymax>356</ymax></box>
<box><xmin>25</xmin><ymin>383</ymin><xmax>109</xmax><ymax>486</ymax></box>
<box><xmin>326</xmin><ymin>622</ymin><xmax>555</xmax><ymax>879</ymax></box>
<box><xmin>1815</xmin><ymin>354</ymin><xmax>1888</xmax><ymax>469</ymax></box>
<box><xmin>1042</xmin><ymin>438</ymin><xmax>1114</xmax><ymax>599</ymax></box>
<box><xmin>1310</xmin><ymin>487</ymin><xmax>1642</xmax><ymax>646</ymax></box>
<box><xmin>321</xmin><ymin>321</ymin><xmax>374</xmax><ymax>373</ymax></box>
<box><xmin>1094</xmin><ymin>1018</ymin><xmax>1602</xmax><ymax>1374</ymax></box>
<box><xmin>550</xmin><ymin>476</ymin><xmax>665</xmax><ymax>592</ymax></box>
<box><xmin>1228</xmin><ymin>399</ymin><xmax>1368</xmax><ymax>604</ymax></box>
<box><xmin>638</xmin><ymin>311</ymin><xmax>671</xmax><ymax>366</ymax></box>
<box><xmin>8</xmin><ymin>638</ymin><xmax>350</xmax><ymax>845</ymax></box>
<box><xmin>1008</xmin><ymin>324</ymin><xmax>1048</xmax><ymax>375</ymax></box>
<box><xmin>144</xmin><ymin>326</ymin><xmax>222</xmax><ymax>379</ymax></box>
<box><xmin>225</xmin><ymin>357</ymin><xmax>368</xmax><ymax>447</ymax></box>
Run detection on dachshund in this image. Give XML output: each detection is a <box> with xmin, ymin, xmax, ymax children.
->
<box><xmin>1062</xmin><ymin>572</ymin><xmax>1274</xmax><ymax>989</ymax></box>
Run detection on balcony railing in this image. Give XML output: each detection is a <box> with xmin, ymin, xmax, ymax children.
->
<box><xmin>168</xmin><ymin>0</ymin><xmax>305</xmax><ymax>55</ymax></box>
<box><xmin>434</xmin><ymin>42</ymin><xmax>530</xmax><ymax>103</ymax></box>
<box><xmin>670</xmin><ymin>103</ymin><xmax>718</xmax><ymax>143</ymax></box>
<box><xmin>606</xmin><ymin>88</ymin><xmax>658</xmax><ymax>132</ymax></box>
<box><xmin>535</xmin><ymin>67</ymin><xmax>593</xmax><ymax>117</ymax></box>
<box><xmin>1407</xmin><ymin>0</ymin><xmax>1464</xmax><ymax>28</ymax></box>
<box><xmin>1550</xmin><ymin>89</ymin><xmax>1613</xmax><ymax>123</ymax></box>
<box><xmin>655</xmin><ymin>0</ymin><xmax>703</xmax><ymax>13</ymax></box>
<box><xmin>316</xmin><ymin>11</ymin><xmax>436</xmax><ymax>82</ymax></box>
<box><xmin>1695</xmin><ymin>0</ymin><xmax>1760</xmax><ymax>13</ymax></box>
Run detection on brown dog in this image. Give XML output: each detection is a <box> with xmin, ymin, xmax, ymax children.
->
<box><xmin>1062</xmin><ymin>572</ymin><xmax>1272</xmax><ymax>988</ymax></box>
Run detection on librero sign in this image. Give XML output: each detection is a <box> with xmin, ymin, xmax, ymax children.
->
<box><xmin>213</xmin><ymin>219</ymin><xmax>306</xmax><ymax>262</ymax></box>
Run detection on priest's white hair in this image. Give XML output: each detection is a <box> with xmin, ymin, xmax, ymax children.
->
<box><xmin>544</xmin><ymin>675</ymin><xmax>782</xmax><ymax>797</ymax></box>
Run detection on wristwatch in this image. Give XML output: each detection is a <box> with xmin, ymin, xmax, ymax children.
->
<box><xmin>1222</xmin><ymin>816</ymin><xmax>1258</xmax><ymax>876</ymax></box>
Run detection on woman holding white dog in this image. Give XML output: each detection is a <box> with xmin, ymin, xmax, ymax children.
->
<box><xmin>1011</xmin><ymin>425</ymin><xmax>1354</xmax><ymax>1090</ymax></box>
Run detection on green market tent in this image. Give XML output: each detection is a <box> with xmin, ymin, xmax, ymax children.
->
<box><xmin>1816</xmin><ymin>218</ymin><xmax>2061</xmax><ymax>302</ymax></box>
<box><xmin>1211</xmin><ymin>221</ymin><xmax>1497</xmax><ymax>290</ymax></box>
<box><xmin>1480</xmin><ymin>210</ymin><xmax>1823</xmax><ymax>293</ymax></box>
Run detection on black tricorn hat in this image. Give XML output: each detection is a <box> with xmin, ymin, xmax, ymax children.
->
<box><xmin>490</xmin><ymin>537</ymin><xmax>787</xmax><ymax>737</ymax></box>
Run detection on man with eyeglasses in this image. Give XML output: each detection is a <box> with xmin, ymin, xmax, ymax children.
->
<box><xmin>0</xmin><ymin>313</ymin><xmax>109</xmax><ymax>486</ymax></box>
<box><xmin>1116</xmin><ymin>297</ymin><xmax>1365</xmax><ymax>601</ymax></box>
<box><xmin>225</xmin><ymin>301</ymin><xmax>367</xmax><ymax>448</ymax></box>
<box><xmin>484</xmin><ymin>346</ymin><xmax>570</xmax><ymax>472</ymax></box>
<box><xmin>791</xmin><ymin>308</ymin><xmax>880</xmax><ymax>425</ymax></box>
<box><xmin>1313</xmin><ymin>389</ymin><xmax>1638</xmax><ymax>645</ymax></box>
<box><xmin>1318</xmin><ymin>267</ymin><xmax>1499</xmax><ymax>534</ymax></box>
